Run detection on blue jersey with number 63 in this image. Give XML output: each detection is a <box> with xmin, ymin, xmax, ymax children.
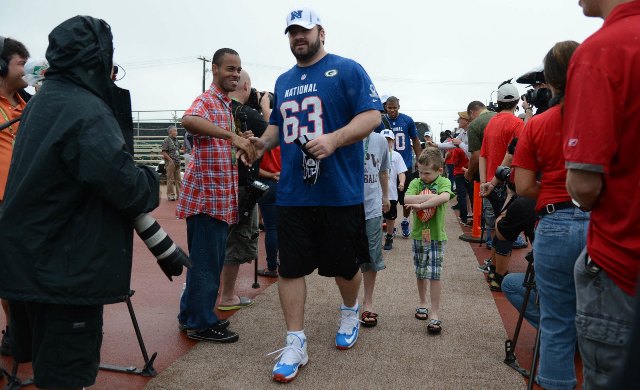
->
<box><xmin>269</xmin><ymin>53</ymin><xmax>382</xmax><ymax>206</ymax></box>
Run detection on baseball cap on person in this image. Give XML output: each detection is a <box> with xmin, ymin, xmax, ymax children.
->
<box><xmin>284</xmin><ymin>7</ymin><xmax>322</xmax><ymax>34</ymax></box>
<box><xmin>497</xmin><ymin>83</ymin><xmax>520</xmax><ymax>102</ymax></box>
<box><xmin>381</xmin><ymin>129</ymin><xmax>395</xmax><ymax>139</ymax></box>
<box><xmin>424</xmin><ymin>131</ymin><xmax>433</xmax><ymax>139</ymax></box>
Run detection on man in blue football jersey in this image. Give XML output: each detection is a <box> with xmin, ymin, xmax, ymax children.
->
<box><xmin>382</xmin><ymin>96</ymin><xmax>422</xmax><ymax>238</ymax></box>
<box><xmin>239</xmin><ymin>7</ymin><xmax>381</xmax><ymax>383</ymax></box>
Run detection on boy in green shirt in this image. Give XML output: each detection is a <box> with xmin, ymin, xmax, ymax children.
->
<box><xmin>404</xmin><ymin>148</ymin><xmax>454</xmax><ymax>334</ymax></box>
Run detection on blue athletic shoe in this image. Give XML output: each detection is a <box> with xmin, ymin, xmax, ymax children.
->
<box><xmin>400</xmin><ymin>220</ymin><xmax>410</xmax><ymax>238</ymax></box>
<box><xmin>270</xmin><ymin>333</ymin><xmax>308</xmax><ymax>383</ymax></box>
<box><xmin>336</xmin><ymin>305</ymin><xmax>360</xmax><ymax>350</ymax></box>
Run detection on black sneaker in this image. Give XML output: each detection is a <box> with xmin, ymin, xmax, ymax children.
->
<box><xmin>188</xmin><ymin>322</ymin><xmax>239</xmax><ymax>343</ymax></box>
<box><xmin>179</xmin><ymin>319</ymin><xmax>229</xmax><ymax>333</ymax></box>
<box><xmin>1</xmin><ymin>326</ymin><xmax>11</xmax><ymax>356</ymax></box>
<box><xmin>383</xmin><ymin>234</ymin><xmax>393</xmax><ymax>250</ymax></box>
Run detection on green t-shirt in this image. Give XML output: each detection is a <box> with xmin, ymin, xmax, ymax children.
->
<box><xmin>407</xmin><ymin>175</ymin><xmax>454</xmax><ymax>241</ymax></box>
<box><xmin>467</xmin><ymin>110</ymin><xmax>497</xmax><ymax>153</ymax></box>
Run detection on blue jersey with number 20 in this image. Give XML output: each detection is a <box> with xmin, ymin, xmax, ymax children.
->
<box><xmin>270</xmin><ymin>54</ymin><xmax>382</xmax><ymax>206</ymax></box>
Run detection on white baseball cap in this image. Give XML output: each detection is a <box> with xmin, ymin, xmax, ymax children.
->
<box><xmin>497</xmin><ymin>83</ymin><xmax>520</xmax><ymax>103</ymax></box>
<box><xmin>381</xmin><ymin>129</ymin><xmax>395</xmax><ymax>139</ymax></box>
<box><xmin>285</xmin><ymin>7</ymin><xmax>322</xmax><ymax>34</ymax></box>
<box><xmin>424</xmin><ymin>131</ymin><xmax>433</xmax><ymax>139</ymax></box>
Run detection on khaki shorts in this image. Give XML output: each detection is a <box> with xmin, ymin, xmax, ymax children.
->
<box><xmin>225</xmin><ymin>196</ymin><xmax>259</xmax><ymax>265</ymax></box>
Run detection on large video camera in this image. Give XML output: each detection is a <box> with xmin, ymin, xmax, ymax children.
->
<box><xmin>247</xmin><ymin>88</ymin><xmax>274</xmax><ymax>112</ymax></box>
<box><xmin>238</xmin><ymin>179</ymin><xmax>269</xmax><ymax>220</ymax></box>
<box><xmin>133</xmin><ymin>213</ymin><xmax>193</xmax><ymax>281</ymax></box>
<box><xmin>516</xmin><ymin>66</ymin><xmax>551</xmax><ymax>111</ymax></box>
<box><xmin>521</xmin><ymin>88</ymin><xmax>551</xmax><ymax>110</ymax></box>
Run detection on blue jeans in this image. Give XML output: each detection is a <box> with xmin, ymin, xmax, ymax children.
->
<box><xmin>574</xmin><ymin>247</ymin><xmax>635</xmax><ymax>390</ymax></box>
<box><xmin>446</xmin><ymin>163</ymin><xmax>455</xmax><ymax>186</ymax></box>
<box><xmin>178</xmin><ymin>214</ymin><xmax>228</xmax><ymax>331</ymax></box>
<box><xmin>502</xmin><ymin>272</ymin><xmax>539</xmax><ymax>328</ymax></box>
<box><xmin>454</xmin><ymin>174</ymin><xmax>469</xmax><ymax>222</ymax></box>
<box><xmin>533</xmin><ymin>208</ymin><xmax>589</xmax><ymax>390</ymax></box>
<box><xmin>257</xmin><ymin>179</ymin><xmax>278</xmax><ymax>270</ymax></box>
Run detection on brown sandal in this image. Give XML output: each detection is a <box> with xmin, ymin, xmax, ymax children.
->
<box><xmin>361</xmin><ymin>311</ymin><xmax>378</xmax><ymax>327</ymax></box>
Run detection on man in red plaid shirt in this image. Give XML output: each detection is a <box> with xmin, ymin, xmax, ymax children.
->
<box><xmin>176</xmin><ymin>48</ymin><xmax>255</xmax><ymax>343</ymax></box>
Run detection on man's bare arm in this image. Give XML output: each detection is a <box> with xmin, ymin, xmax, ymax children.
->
<box><xmin>566</xmin><ymin>169</ymin><xmax>603</xmax><ymax>210</ymax></box>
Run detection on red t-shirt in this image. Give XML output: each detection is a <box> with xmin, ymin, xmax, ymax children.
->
<box><xmin>563</xmin><ymin>0</ymin><xmax>640</xmax><ymax>296</ymax></box>
<box><xmin>480</xmin><ymin>112</ymin><xmax>524</xmax><ymax>182</ymax></box>
<box><xmin>260</xmin><ymin>146</ymin><xmax>282</xmax><ymax>174</ymax></box>
<box><xmin>512</xmin><ymin>105</ymin><xmax>570</xmax><ymax>212</ymax></box>
<box><xmin>450</xmin><ymin>147</ymin><xmax>468</xmax><ymax>176</ymax></box>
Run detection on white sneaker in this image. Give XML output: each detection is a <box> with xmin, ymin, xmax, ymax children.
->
<box><xmin>270</xmin><ymin>333</ymin><xmax>308</xmax><ymax>383</ymax></box>
<box><xmin>335</xmin><ymin>305</ymin><xmax>360</xmax><ymax>350</ymax></box>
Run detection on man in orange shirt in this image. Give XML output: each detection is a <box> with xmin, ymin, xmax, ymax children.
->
<box><xmin>0</xmin><ymin>36</ymin><xmax>29</xmax><ymax>356</ymax></box>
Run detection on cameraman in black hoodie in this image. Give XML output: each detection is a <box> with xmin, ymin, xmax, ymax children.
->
<box><xmin>0</xmin><ymin>16</ymin><xmax>160</xmax><ymax>390</ymax></box>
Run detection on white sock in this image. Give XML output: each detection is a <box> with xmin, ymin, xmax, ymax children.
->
<box><xmin>287</xmin><ymin>330</ymin><xmax>306</xmax><ymax>339</ymax></box>
<box><xmin>341</xmin><ymin>301</ymin><xmax>358</xmax><ymax>312</ymax></box>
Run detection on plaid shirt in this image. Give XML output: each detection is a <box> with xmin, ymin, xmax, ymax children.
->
<box><xmin>176</xmin><ymin>84</ymin><xmax>238</xmax><ymax>224</ymax></box>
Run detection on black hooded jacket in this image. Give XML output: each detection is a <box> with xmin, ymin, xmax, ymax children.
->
<box><xmin>0</xmin><ymin>16</ymin><xmax>159</xmax><ymax>305</ymax></box>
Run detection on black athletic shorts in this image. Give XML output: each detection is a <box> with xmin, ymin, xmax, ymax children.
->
<box><xmin>496</xmin><ymin>196</ymin><xmax>537</xmax><ymax>243</ymax></box>
<box><xmin>382</xmin><ymin>200</ymin><xmax>399</xmax><ymax>220</ymax></box>
<box><xmin>9</xmin><ymin>301</ymin><xmax>104</xmax><ymax>389</ymax></box>
<box><xmin>277</xmin><ymin>204</ymin><xmax>370</xmax><ymax>279</ymax></box>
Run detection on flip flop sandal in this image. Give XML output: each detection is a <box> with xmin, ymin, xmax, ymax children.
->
<box><xmin>415</xmin><ymin>307</ymin><xmax>429</xmax><ymax>320</ymax></box>
<box><xmin>427</xmin><ymin>319</ymin><xmax>442</xmax><ymax>334</ymax></box>
<box><xmin>361</xmin><ymin>311</ymin><xmax>378</xmax><ymax>328</ymax></box>
<box><xmin>218</xmin><ymin>296</ymin><xmax>254</xmax><ymax>311</ymax></box>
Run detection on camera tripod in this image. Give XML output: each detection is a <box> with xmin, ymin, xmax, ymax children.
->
<box><xmin>0</xmin><ymin>363</ymin><xmax>33</xmax><ymax>390</ymax></box>
<box><xmin>99</xmin><ymin>290</ymin><xmax>157</xmax><ymax>377</ymax></box>
<box><xmin>503</xmin><ymin>252</ymin><xmax>541</xmax><ymax>390</ymax></box>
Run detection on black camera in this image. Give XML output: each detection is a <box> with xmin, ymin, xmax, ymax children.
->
<box><xmin>247</xmin><ymin>88</ymin><xmax>274</xmax><ymax>112</ymax></box>
<box><xmin>133</xmin><ymin>213</ymin><xmax>193</xmax><ymax>281</ymax></box>
<box><xmin>495</xmin><ymin>165</ymin><xmax>516</xmax><ymax>192</ymax></box>
<box><xmin>495</xmin><ymin>165</ymin><xmax>511</xmax><ymax>183</ymax></box>
<box><xmin>521</xmin><ymin>88</ymin><xmax>551</xmax><ymax>110</ymax></box>
<box><xmin>238</xmin><ymin>179</ymin><xmax>269</xmax><ymax>220</ymax></box>
<box><xmin>439</xmin><ymin>130</ymin><xmax>452</xmax><ymax>144</ymax></box>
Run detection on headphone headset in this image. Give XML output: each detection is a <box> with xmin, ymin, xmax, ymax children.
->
<box><xmin>0</xmin><ymin>36</ymin><xmax>7</xmax><ymax>76</ymax></box>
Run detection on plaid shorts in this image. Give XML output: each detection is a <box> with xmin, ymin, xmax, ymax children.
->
<box><xmin>412</xmin><ymin>239</ymin><xmax>446</xmax><ymax>280</ymax></box>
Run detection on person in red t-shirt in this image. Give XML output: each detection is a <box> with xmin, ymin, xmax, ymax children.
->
<box><xmin>478</xmin><ymin>82</ymin><xmax>524</xmax><ymax>290</ymax></box>
<box><xmin>513</xmin><ymin>40</ymin><xmax>588</xmax><ymax>390</ymax></box>
<box><xmin>449</xmin><ymin>145</ymin><xmax>470</xmax><ymax>225</ymax></box>
<box><xmin>563</xmin><ymin>1</ymin><xmax>640</xmax><ymax>387</ymax></box>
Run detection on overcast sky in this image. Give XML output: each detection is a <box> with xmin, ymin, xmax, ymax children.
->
<box><xmin>2</xmin><ymin>0</ymin><xmax>602</xmax><ymax>131</ymax></box>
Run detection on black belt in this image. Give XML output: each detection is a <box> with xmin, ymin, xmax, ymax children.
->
<box><xmin>538</xmin><ymin>201</ymin><xmax>576</xmax><ymax>217</ymax></box>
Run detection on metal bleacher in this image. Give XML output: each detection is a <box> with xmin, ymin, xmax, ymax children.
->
<box><xmin>132</xmin><ymin>110</ymin><xmax>186</xmax><ymax>171</ymax></box>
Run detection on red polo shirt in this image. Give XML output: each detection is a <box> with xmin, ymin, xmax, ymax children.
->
<box><xmin>480</xmin><ymin>112</ymin><xmax>524</xmax><ymax>182</ymax></box>
<box><xmin>176</xmin><ymin>83</ymin><xmax>238</xmax><ymax>224</ymax></box>
<box><xmin>512</xmin><ymin>105</ymin><xmax>570</xmax><ymax>212</ymax></box>
<box><xmin>563</xmin><ymin>0</ymin><xmax>640</xmax><ymax>296</ymax></box>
